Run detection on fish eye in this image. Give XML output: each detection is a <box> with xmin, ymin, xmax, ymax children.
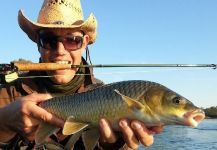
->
<box><xmin>172</xmin><ymin>97</ymin><xmax>182</xmax><ymax>105</ymax></box>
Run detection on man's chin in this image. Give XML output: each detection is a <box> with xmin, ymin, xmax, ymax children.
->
<box><xmin>47</xmin><ymin>71</ymin><xmax>76</xmax><ymax>84</ymax></box>
<box><xmin>51</xmin><ymin>70</ymin><xmax>70</xmax><ymax>75</ymax></box>
<box><xmin>50</xmin><ymin>73</ymin><xmax>75</xmax><ymax>84</ymax></box>
<box><xmin>50</xmin><ymin>77</ymin><xmax>72</xmax><ymax>84</ymax></box>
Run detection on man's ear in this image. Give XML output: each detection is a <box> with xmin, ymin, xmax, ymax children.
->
<box><xmin>81</xmin><ymin>34</ymin><xmax>90</xmax><ymax>53</ymax></box>
<box><xmin>83</xmin><ymin>35</ymin><xmax>90</xmax><ymax>46</ymax></box>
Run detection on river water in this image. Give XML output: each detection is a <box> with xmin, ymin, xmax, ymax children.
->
<box><xmin>140</xmin><ymin>119</ymin><xmax>217</xmax><ymax>150</ymax></box>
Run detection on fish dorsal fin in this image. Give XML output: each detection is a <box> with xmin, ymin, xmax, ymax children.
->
<box><xmin>35</xmin><ymin>122</ymin><xmax>59</xmax><ymax>145</ymax></box>
<box><xmin>114</xmin><ymin>89</ymin><xmax>145</xmax><ymax>110</ymax></box>
<box><xmin>62</xmin><ymin>116</ymin><xmax>88</xmax><ymax>135</ymax></box>
<box><xmin>82</xmin><ymin>128</ymin><xmax>100</xmax><ymax>150</ymax></box>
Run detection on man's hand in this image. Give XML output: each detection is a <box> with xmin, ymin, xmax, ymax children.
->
<box><xmin>99</xmin><ymin>118</ymin><xmax>164</xmax><ymax>149</ymax></box>
<box><xmin>0</xmin><ymin>93</ymin><xmax>64</xmax><ymax>142</ymax></box>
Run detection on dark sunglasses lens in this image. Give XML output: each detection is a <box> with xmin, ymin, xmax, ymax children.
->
<box><xmin>39</xmin><ymin>35</ymin><xmax>83</xmax><ymax>50</ymax></box>
<box><xmin>39</xmin><ymin>36</ymin><xmax>57</xmax><ymax>50</ymax></box>
<box><xmin>63</xmin><ymin>36</ymin><xmax>83</xmax><ymax>50</ymax></box>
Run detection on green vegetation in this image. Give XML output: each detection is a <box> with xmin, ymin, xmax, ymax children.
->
<box><xmin>11</xmin><ymin>58</ymin><xmax>33</xmax><ymax>63</ymax></box>
<box><xmin>203</xmin><ymin>106</ymin><xmax>217</xmax><ymax>118</ymax></box>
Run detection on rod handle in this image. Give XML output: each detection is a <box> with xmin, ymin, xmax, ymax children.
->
<box><xmin>14</xmin><ymin>63</ymin><xmax>72</xmax><ymax>71</ymax></box>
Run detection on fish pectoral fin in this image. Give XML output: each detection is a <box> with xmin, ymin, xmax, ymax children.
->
<box><xmin>82</xmin><ymin>128</ymin><xmax>100</xmax><ymax>150</ymax></box>
<box><xmin>35</xmin><ymin>122</ymin><xmax>59</xmax><ymax>145</ymax></box>
<box><xmin>62</xmin><ymin>116</ymin><xmax>88</xmax><ymax>135</ymax></box>
<box><xmin>114</xmin><ymin>89</ymin><xmax>155</xmax><ymax>118</ymax></box>
<box><xmin>135</xmin><ymin>91</ymin><xmax>147</xmax><ymax>102</ymax></box>
<box><xmin>114</xmin><ymin>89</ymin><xmax>145</xmax><ymax>110</ymax></box>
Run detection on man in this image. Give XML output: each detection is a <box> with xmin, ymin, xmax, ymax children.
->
<box><xmin>0</xmin><ymin>0</ymin><xmax>163</xmax><ymax>149</ymax></box>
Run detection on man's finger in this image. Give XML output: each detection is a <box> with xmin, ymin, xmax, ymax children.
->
<box><xmin>119</xmin><ymin>119</ymin><xmax>139</xmax><ymax>149</ymax></box>
<box><xmin>19</xmin><ymin>125</ymin><xmax>38</xmax><ymax>141</ymax></box>
<box><xmin>131</xmin><ymin>120</ymin><xmax>154</xmax><ymax>147</ymax></box>
<box><xmin>28</xmin><ymin>105</ymin><xmax>64</xmax><ymax>128</ymax></box>
<box><xmin>33</xmin><ymin>93</ymin><xmax>53</xmax><ymax>102</ymax></box>
<box><xmin>23</xmin><ymin>125</ymin><xmax>38</xmax><ymax>136</ymax></box>
<box><xmin>23</xmin><ymin>115</ymin><xmax>39</xmax><ymax>127</ymax></box>
<box><xmin>26</xmin><ymin>93</ymin><xmax>53</xmax><ymax>103</ymax></box>
<box><xmin>99</xmin><ymin>118</ymin><xmax>117</xmax><ymax>143</ymax></box>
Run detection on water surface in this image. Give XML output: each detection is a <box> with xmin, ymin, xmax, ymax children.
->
<box><xmin>139</xmin><ymin>119</ymin><xmax>217</xmax><ymax>150</ymax></box>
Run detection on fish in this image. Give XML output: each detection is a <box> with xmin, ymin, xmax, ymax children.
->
<box><xmin>35</xmin><ymin>80</ymin><xmax>205</xmax><ymax>149</ymax></box>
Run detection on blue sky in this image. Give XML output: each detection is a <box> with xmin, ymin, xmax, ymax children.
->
<box><xmin>0</xmin><ymin>0</ymin><xmax>217</xmax><ymax>108</ymax></box>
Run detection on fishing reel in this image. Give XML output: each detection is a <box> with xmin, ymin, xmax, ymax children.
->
<box><xmin>0</xmin><ymin>62</ymin><xmax>74</xmax><ymax>84</ymax></box>
<box><xmin>0</xmin><ymin>63</ymin><xmax>19</xmax><ymax>84</ymax></box>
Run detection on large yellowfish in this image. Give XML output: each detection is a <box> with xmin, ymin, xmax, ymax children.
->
<box><xmin>36</xmin><ymin>80</ymin><xmax>205</xmax><ymax>149</ymax></box>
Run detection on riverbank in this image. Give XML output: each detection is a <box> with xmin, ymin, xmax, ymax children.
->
<box><xmin>205</xmin><ymin>116</ymin><xmax>217</xmax><ymax>119</ymax></box>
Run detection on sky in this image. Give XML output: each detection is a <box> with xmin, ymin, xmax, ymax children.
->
<box><xmin>0</xmin><ymin>0</ymin><xmax>217</xmax><ymax>108</ymax></box>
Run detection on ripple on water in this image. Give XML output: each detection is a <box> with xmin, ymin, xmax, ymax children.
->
<box><xmin>139</xmin><ymin>119</ymin><xmax>217</xmax><ymax>150</ymax></box>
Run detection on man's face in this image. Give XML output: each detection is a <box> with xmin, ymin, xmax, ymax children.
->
<box><xmin>38</xmin><ymin>29</ymin><xmax>89</xmax><ymax>84</ymax></box>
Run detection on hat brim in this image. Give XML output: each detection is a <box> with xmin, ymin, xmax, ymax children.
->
<box><xmin>18</xmin><ymin>10</ymin><xmax>97</xmax><ymax>44</ymax></box>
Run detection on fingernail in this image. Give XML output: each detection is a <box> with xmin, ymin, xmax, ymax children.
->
<box><xmin>119</xmin><ymin>120</ymin><xmax>128</xmax><ymax>128</ymax></box>
<box><xmin>132</xmin><ymin>122</ymin><xmax>141</xmax><ymax>129</ymax></box>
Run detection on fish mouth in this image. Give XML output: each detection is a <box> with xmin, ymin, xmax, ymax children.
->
<box><xmin>183</xmin><ymin>109</ymin><xmax>205</xmax><ymax>128</ymax></box>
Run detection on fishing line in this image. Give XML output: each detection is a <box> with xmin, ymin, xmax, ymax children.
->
<box><xmin>77</xmin><ymin>67</ymin><xmax>210</xmax><ymax>76</ymax></box>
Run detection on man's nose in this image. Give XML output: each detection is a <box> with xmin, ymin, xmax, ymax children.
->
<box><xmin>55</xmin><ymin>41</ymin><xmax>67</xmax><ymax>54</ymax></box>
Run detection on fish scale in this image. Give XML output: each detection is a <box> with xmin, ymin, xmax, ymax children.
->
<box><xmin>40</xmin><ymin>80</ymin><xmax>157</xmax><ymax>123</ymax></box>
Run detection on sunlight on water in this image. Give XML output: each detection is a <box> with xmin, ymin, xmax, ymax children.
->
<box><xmin>139</xmin><ymin>119</ymin><xmax>217</xmax><ymax>150</ymax></box>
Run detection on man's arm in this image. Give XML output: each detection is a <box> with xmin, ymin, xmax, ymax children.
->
<box><xmin>0</xmin><ymin>93</ymin><xmax>64</xmax><ymax>142</ymax></box>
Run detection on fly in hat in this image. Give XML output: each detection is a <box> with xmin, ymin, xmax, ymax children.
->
<box><xmin>18</xmin><ymin>0</ymin><xmax>97</xmax><ymax>44</ymax></box>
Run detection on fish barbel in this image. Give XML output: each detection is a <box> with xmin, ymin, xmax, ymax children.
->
<box><xmin>36</xmin><ymin>80</ymin><xmax>205</xmax><ymax>149</ymax></box>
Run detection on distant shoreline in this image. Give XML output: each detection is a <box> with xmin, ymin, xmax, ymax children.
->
<box><xmin>203</xmin><ymin>106</ymin><xmax>217</xmax><ymax>119</ymax></box>
<box><xmin>205</xmin><ymin>116</ymin><xmax>217</xmax><ymax>119</ymax></box>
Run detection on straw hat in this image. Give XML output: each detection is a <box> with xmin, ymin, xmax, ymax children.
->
<box><xmin>18</xmin><ymin>0</ymin><xmax>97</xmax><ymax>44</ymax></box>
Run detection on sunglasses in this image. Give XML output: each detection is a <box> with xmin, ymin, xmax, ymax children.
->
<box><xmin>38</xmin><ymin>34</ymin><xmax>84</xmax><ymax>51</ymax></box>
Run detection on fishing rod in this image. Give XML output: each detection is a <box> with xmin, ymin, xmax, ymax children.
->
<box><xmin>0</xmin><ymin>63</ymin><xmax>216</xmax><ymax>71</ymax></box>
<box><xmin>0</xmin><ymin>62</ymin><xmax>216</xmax><ymax>84</ymax></box>
<box><xmin>71</xmin><ymin>64</ymin><xmax>217</xmax><ymax>69</ymax></box>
